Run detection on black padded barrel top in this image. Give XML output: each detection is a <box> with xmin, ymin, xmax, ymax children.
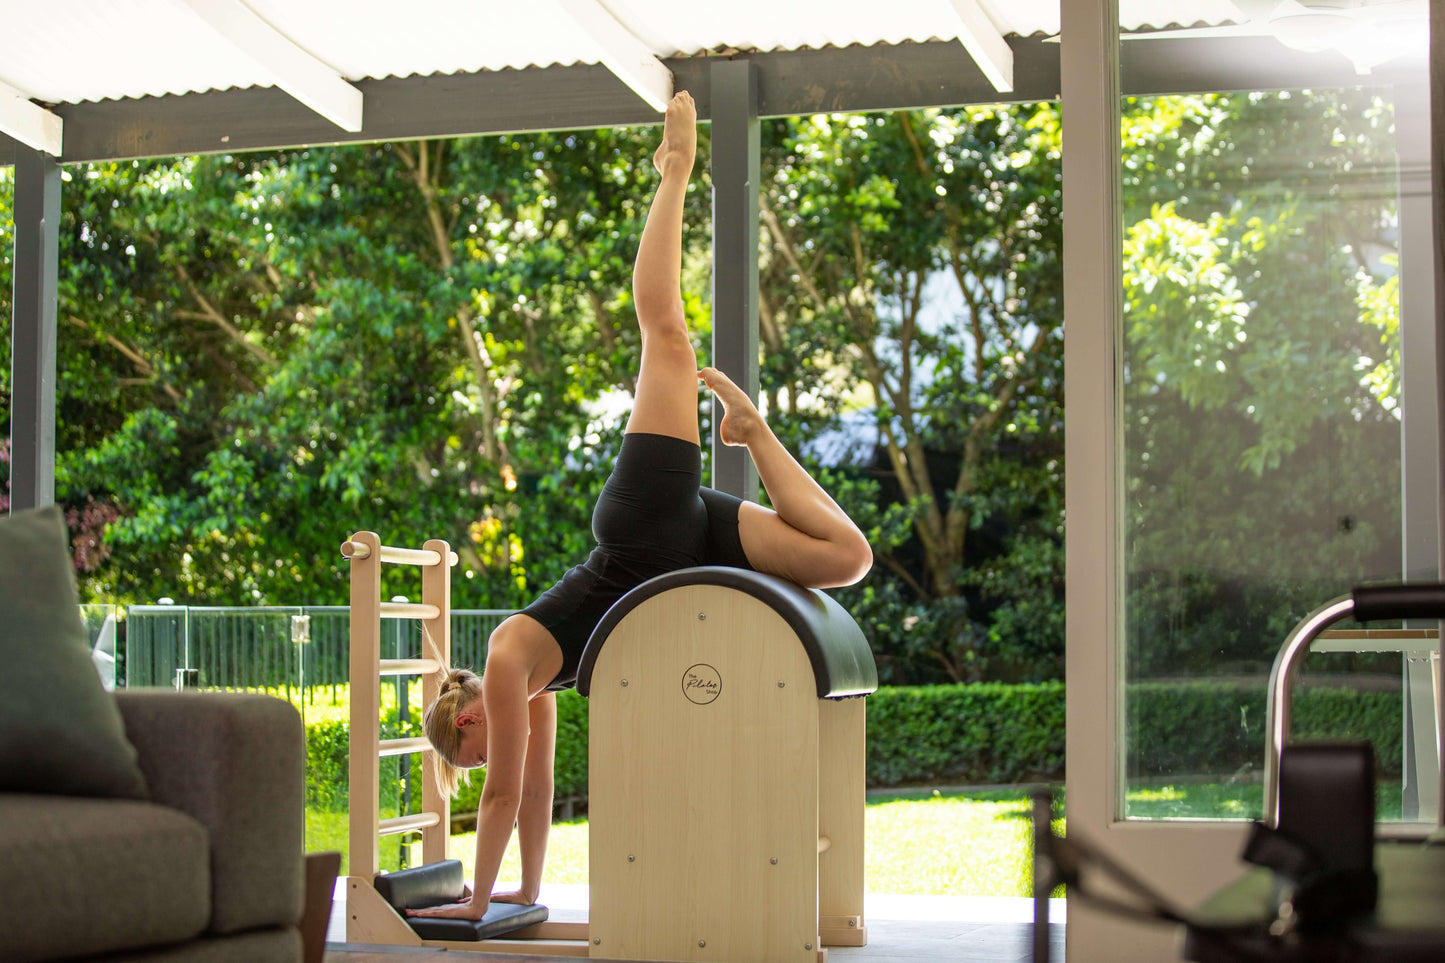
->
<box><xmin>575</xmin><ymin>565</ymin><xmax>878</xmax><ymax>699</ymax></box>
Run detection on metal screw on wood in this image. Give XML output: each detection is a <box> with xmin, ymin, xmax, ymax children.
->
<box><xmin>698</xmin><ymin>939</ymin><xmax>707</xmax><ymax>948</ymax></box>
<box><xmin>698</xmin><ymin>612</ymin><xmax>707</xmax><ymax>620</ymax></box>
<box><xmin>627</xmin><ymin>854</ymin><xmax>635</xmax><ymax>862</ymax></box>
<box><xmin>777</xmin><ymin>680</ymin><xmax>786</xmax><ymax>688</ymax></box>
<box><xmin>593</xmin><ymin>937</ymin><xmax>601</xmax><ymax>945</ymax></box>
<box><xmin>621</xmin><ymin>679</ymin><xmax>628</xmax><ymax>687</ymax></box>
<box><xmin>770</xmin><ymin>857</ymin><xmax>778</xmax><ymax>864</ymax></box>
<box><xmin>849</xmin><ymin>919</ymin><xmax>856</xmax><ymax>927</ymax></box>
<box><xmin>805</xmin><ymin>943</ymin><xmax>813</xmax><ymax>950</ymax></box>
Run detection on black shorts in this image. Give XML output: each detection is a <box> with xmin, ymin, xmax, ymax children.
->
<box><xmin>523</xmin><ymin>432</ymin><xmax>754</xmax><ymax>691</ymax></box>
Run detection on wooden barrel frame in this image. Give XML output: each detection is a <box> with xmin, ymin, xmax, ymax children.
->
<box><xmin>577</xmin><ymin>566</ymin><xmax>879</xmax><ymax>962</ymax></box>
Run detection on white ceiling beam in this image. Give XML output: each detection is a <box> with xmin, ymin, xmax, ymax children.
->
<box><xmin>944</xmin><ymin>0</ymin><xmax>1014</xmax><ymax>92</ymax></box>
<box><xmin>555</xmin><ymin>0</ymin><xmax>673</xmax><ymax>113</ymax></box>
<box><xmin>0</xmin><ymin>79</ymin><xmax>63</xmax><ymax>156</ymax></box>
<box><xmin>181</xmin><ymin>0</ymin><xmax>363</xmax><ymax>132</ymax></box>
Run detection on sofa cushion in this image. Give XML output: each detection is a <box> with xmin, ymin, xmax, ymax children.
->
<box><xmin>0</xmin><ymin>793</ymin><xmax>211</xmax><ymax>963</ymax></box>
<box><xmin>0</xmin><ymin>506</ymin><xmax>148</xmax><ymax>799</ymax></box>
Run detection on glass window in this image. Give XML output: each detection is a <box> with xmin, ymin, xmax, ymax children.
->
<box><xmin>1119</xmin><ymin>80</ymin><xmax>1431</xmax><ymax>820</ymax></box>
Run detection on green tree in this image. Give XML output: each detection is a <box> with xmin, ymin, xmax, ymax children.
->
<box><xmin>1119</xmin><ymin>90</ymin><xmax>1403</xmax><ymax>677</ymax></box>
<box><xmin>41</xmin><ymin>128</ymin><xmax>715</xmax><ymax>607</ymax></box>
<box><xmin>757</xmin><ymin>108</ymin><xmax>1065</xmax><ymax>682</ymax></box>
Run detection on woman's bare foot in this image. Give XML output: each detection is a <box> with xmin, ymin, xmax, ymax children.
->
<box><xmin>652</xmin><ymin>91</ymin><xmax>697</xmax><ymax>178</ymax></box>
<box><xmin>699</xmin><ymin>367</ymin><xmax>764</xmax><ymax>447</ymax></box>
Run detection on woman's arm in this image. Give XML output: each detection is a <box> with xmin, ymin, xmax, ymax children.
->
<box><xmin>469</xmin><ymin>650</ymin><xmax>532</xmax><ymax>913</ymax></box>
<box><xmin>493</xmin><ymin>692</ymin><xmax>556</xmax><ymax>904</ymax></box>
<box><xmin>410</xmin><ymin>648</ymin><xmax>531</xmax><ymax>922</ymax></box>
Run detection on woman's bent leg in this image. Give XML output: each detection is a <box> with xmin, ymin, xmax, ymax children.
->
<box><xmin>699</xmin><ymin>367</ymin><xmax>873</xmax><ymax>589</ymax></box>
<box><xmin>625</xmin><ymin>90</ymin><xmax>700</xmax><ymax>444</ymax></box>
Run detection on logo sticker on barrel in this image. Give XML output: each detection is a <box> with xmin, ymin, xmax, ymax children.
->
<box><xmin>681</xmin><ymin>664</ymin><xmax>722</xmax><ymax>705</ymax></box>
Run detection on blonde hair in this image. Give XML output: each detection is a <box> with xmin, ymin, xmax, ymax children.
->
<box><xmin>423</xmin><ymin>666</ymin><xmax>483</xmax><ymax>797</ymax></box>
<box><xmin>420</xmin><ymin>622</ymin><xmax>484</xmax><ymax>797</ymax></box>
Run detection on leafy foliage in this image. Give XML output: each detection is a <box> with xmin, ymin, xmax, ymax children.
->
<box><xmin>2</xmin><ymin>88</ymin><xmax>1409</xmax><ymax>687</ymax></box>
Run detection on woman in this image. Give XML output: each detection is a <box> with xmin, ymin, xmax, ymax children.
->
<box><xmin>409</xmin><ymin>90</ymin><xmax>872</xmax><ymax>922</ymax></box>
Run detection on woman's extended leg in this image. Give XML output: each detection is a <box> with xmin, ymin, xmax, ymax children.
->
<box><xmin>625</xmin><ymin>90</ymin><xmax>700</xmax><ymax>444</ymax></box>
<box><xmin>700</xmin><ymin>367</ymin><xmax>874</xmax><ymax>589</ymax></box>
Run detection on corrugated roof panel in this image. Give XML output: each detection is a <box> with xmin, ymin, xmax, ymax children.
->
<box><xmin>245</xmin><ymin>0</ymin><xmax>608</xmax><ymax>79</ymax></box>
<box><xmin>0</xmin><ymin>0</ymin><xmax>1264</xmax><ymax>110</ymax></box>
<box><xmin>1118</xmin><ymin>0</ymin><xmax>1246</xmax><ymax>32</ymax></box>
<box><xmin>599</xmin><ymin>0</ymin><xmax>982</xmax><ymax>58</ymax></box>
<box><xmin>2</xmin><ymin>0</ymin><xmax>273</xmax><ymax>103</ymax></box>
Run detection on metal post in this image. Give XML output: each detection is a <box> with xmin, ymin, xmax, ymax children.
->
<box><xmin>9</xmin><ymin>146</ymin><xmax>62</xmax><ymax>512</ymax></box>
<box><xmin>1395</xmin><ymin>76</ymin><xmax>1440</xmax><ymax>822</ymax></box>
<box><xmin>1432</xmin><ymin>0</ymin><xmax>1445</xmax><ymax>830</ymax></box>
<box><xmin>708</xmin><ymin>59</ymin><xmax>760</xmax><ymax>502</ymax></box>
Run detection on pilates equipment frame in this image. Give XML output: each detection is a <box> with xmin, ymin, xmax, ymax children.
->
<box><xmin>340</xmin><ymin>531</ymin><xmax>589</xmax><ymax>956</ymax></box>
<box><xmin>343</xmin><ymin>537</ymin><xmax>869</xmax><ymax>961</ymax></box>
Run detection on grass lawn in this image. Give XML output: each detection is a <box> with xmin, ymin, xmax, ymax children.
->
<box><xmin>392</xmin><ymin>788</ymin><xmax>1060</xmax><ymax>897</ymax></box>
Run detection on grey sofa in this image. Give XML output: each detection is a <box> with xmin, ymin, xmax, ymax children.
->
<box><xmin>0</xmin><ymin>689</ymin><xmax>307</xmax><ymax>962</ymax></box>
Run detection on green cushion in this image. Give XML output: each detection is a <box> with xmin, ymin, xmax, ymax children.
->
<box><xmin>0</xmin><ymin>506</ymin><xmax>148</xmax><ymax>799</ymax></box>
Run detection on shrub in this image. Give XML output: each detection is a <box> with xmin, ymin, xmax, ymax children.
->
<box><xmin>305</xmin><ymin>705</ymin><xmax>421</xmax><ymax>811</ymax></box>
<box><xmin>304</xmin><ymin>681</ymin><xmax>1404</xmax><ymax>812</ymax></box>
<box><xmin>1129</xmin><ymin>681</ymin><xmax>1403</xmax><ymax>779</ymax></box>
<box><xmin>865</xmin><ymin>683</ymin><xmax>1065</xmax><ymax>787</ymax></box>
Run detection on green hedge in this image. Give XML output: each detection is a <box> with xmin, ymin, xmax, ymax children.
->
<box><xmin>305</xmin><ymin>706</ymin><xmax>422</xmax><ymax>812</ymax></box>
<box><xmin>306</xmin><ymin>681</ymin><xmax>1404</xmax><ymax>812</ymax></box>
<box><xmin>865</xmin><ymin>683</ymin><xmax>1066</xmax><ymax>786</ymax></box>
<box><xmin>1128</xmin><ymin>681</ymin><xmax>1402</xmax><ymax>780</ymax></box>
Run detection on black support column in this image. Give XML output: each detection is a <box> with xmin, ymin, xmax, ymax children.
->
<box><xmin>9</xmin><ymin>146</ymin><xmax>62</xmax><ymax>513</ymax></box>
<box><xmin>708</xmin><ymin>59</ymin><xmax>760</xmax><ymax>501</ymax></box>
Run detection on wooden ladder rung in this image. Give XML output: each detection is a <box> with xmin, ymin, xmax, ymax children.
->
<box><xmin>380</xmin><ymin>601</ymin><xmax>441</xmax><ymax>620</ymax></box>
<box><xmin>379</xmin><ymin>658</ymin><xmax>441</xmax><ymax>676</ymax></box>
<box><xmin>379</xmin><ymin>812</ymin><xmax>442</xmax><ymax>836</ymax></box>
<box><xmin>379</xmin><ymin>736</ymin><xmax>431</xmax><ymax>758</ymax></box>
<box><xmin>340</xmin><ymin>541</ymin><xmax>458</xmax><ymax>567</ymax></box>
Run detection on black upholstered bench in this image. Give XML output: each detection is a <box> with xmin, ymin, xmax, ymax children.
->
<box><xmin>372</xmin><ymin>859</ymin><xmax>548</xmax><ymax>942</ymax></box>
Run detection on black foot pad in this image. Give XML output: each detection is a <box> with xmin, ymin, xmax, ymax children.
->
<box><xmin>373</xmin><ymin>859</ymin><xmax>549</xmax><ymax>941</ymax></box>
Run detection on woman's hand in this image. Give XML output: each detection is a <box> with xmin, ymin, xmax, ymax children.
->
<box><xmin>406</xmin><ymin>894</ymin><xmax>489</xmax><ymax>921</ymax></box>
<box><xmin>490</xmin><ymin>887</ymin><xmax>539</xmax><ymax>906</ymax></box>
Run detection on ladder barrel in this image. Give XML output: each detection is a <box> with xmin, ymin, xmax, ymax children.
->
<box><xmin>578</xmin><ymin>565</ymin><xmax>877</xmax><ymax>962</ymax></box>
<box><xmin>345</xmin><ymin>530</ymin><xmax>454</xmax><ymax>890</ymax></box>
<box><xmin>342</xmin><ymin>531</ymin><xmax>571</xmax><ymax>951</ymax></box>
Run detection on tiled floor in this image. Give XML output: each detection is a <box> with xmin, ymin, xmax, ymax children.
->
<box><xmin>324</xmin><ymin>883</ymin><xmax>1066</xmax><ymax>962</ymax></box>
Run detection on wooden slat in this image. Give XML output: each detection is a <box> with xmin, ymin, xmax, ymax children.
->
<box><xmin>420</xmin><ymin>537</ymin><xmax>453</xmax><ymax>867</ymax></box>
<box><xmin>378</xmin><ymin>812</ymin><xmax>440</xmax><ymax>836</ymax></box>
<box><xmin>347</xmin><ymin>531</ymin><xmax>383</xmax><ymax>882</ymax></box>
<box><xmin>379</xmin><ymin>658</ymin><xmax>441</xmax><ymax>676</ymax></box>
<box><xmin>818</xmin><ymin>697</ymin><xmax>867</xmax><ymax>934</ymax></box>
<box><xmin>380</xmin><ymin>602</ymin><xmax>441</xmax><ymax>620</ymax></box>
<box><xmin>378</xmin><ymin>736</ymin><xmax>430</xmax><ymax>758</ymax></box>
<box><xmin>340</xmin><ymin>541</ymin><xmax>458</xmax><ymax>567</ymax></box>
